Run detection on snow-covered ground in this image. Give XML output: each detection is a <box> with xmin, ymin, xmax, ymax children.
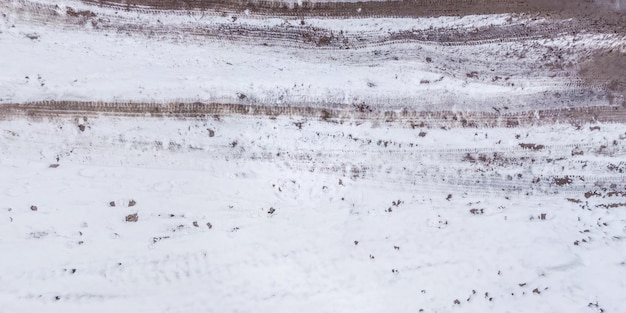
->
<box><xmin>1</xmin><ymin>115</ymin><xmax>625</xmax><ymax>313</ymax></box>
<box><xmin>1</xmin><ymin>0</ymin><xmax>622</xmax><ymax>110</ymax></box>
<box><xmin>1</xmin><ymin>0</ymin><xmax>625</xmax><ymax>312</ymax></box>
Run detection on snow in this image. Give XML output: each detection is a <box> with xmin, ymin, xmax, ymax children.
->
<box><xmin>1</xmin><ymin>0</ymin><xmax>626</xmax><ymax>312</ymax></box>
<box><xmin>1</xmin><ymin>0</ymin><xmax>619</xmax><ymax>110</ymax></box>
<box><xmin>1</xmin><ymin>115</ymin><xmax>625</xmax><ymax>312</ymax></box>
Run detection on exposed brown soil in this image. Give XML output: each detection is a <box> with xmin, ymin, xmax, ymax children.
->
<box><xmin>2</xmin><ymin>101</ymin><xmax>626</xmax><ymax>128</ymax></box>
<box><xmin>23</xmin><ymin>2</ymin><xmax>614</xmax><ymax>48</ymax></box>
<box><xmin>71</xmin><ymin>0</ymin><xmax>626</xmax><ymax>44</ymax></box>
<box><xmin>125</xmin><ymin>213</ymin><xmax>139</xmax><ymax>222</ymax></box>
<box><xmin>579</xmin><ymin>50</ymin><xmax>626</xmax><ymax>99</ymax></box>
<box><xmin>82</xmin><ymin>0</ymin><xmax>626</xmax><ymax>21</ymax></box>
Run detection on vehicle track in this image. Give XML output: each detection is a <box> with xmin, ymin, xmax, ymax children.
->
<box><xmin>6</xmin><ymin>0</ymin><xmax>590</xmax><ymax>49</ymax></box>
<box><xmin>4</xmin><ymin>0</ymin><xmax>623</xmax><ymax>105</ymax></box>
<box><xmin>2</xmin><ymin>102</ymin><xmax>624</xmax><ymax>198</ymax></box>
<box><xmin>10</xmin><ymin>0</ymin><xmax>624</xmax><ymax>47</ymax></box>
<box><xmin>79</xmin><ymin>0</ymin><xmax>626</xmax><ymax>21</ymax></box>
<box><xmin>2</xmin><ymin>101</ymin><xmax>626</xmax><ymax>127</ymax></box>
<box><xmin>2</xmin><ymin>2</ymin><xmax>626</xmax><ymax>310</ymax></box>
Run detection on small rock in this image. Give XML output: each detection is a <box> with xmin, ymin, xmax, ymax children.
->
<box><xmin>125</xmin><ymin>213</ymin><xmax>138</xmax><ymax>222</ymax></box>
<box><xmin>49</xmin><ymin>164</ymin><xmax>60</xmax><ymax>168</ymax></box>
<box><xmin>268</xmin><ymin>207</ymin><xmax>275</xmax><ymax>214</ymax></box>
<box><xmin>78</xmin><ymin>124</ymin><xmax>85</xmax><ymax>132</ymax></box>
<box><xmin>30</xmin><ymin>205</ymin><xmax>38</xmax><ymax>211</ymax></box>
<box><xmin>128</xmin><ymin>199</ymin><xmax>136</xmax><ymax>207</ymax></box>
<box><xmin>206</xmin><ymin>222</ymin><xmax>213</xmax><ymax>229</ymax></box>
<box><xmin>152</xmin><ymin>236</ymin><xmax>170</xmax><ymax>243</ymax></box>
<box><xmin>109</xmin><ymin>201</ymin><xmax>116</xmax><ymax>207</ymax></box>
<box><xmin>207</xmin><ymin>129</ymin><xmax>215</xmax><ymax>137</ymax></box>
<box><xmin>193</xmin><ymin>221</ymin><xmax>199</xmax><ymax>227</ymax></box>
<box><xmin>454</xmin><ymin>299</ymin><xmax>461</xmax><ymax>305</ymax></box>
<box><xmin>25</xmin><ymin>32</ymin><xmax>40</xmax><ymax>40</ymax></box>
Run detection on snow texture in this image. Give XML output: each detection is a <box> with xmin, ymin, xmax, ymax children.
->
<box><xmin>1</xmin><ymin>0</ymin><xmax>625</xmax><ymax>312</ymax></box>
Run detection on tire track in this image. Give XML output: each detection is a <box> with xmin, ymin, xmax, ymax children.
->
<box><xmin>5</xmin><ymin>0</ymin><xmax>619</xmax><ymax>50</ymax></box>
<box><xmin>5</xmin><ymin>0</ymin><xmax>621</xmax><ymax>102</ymax></box>
<box><xmin>3</xmin><ymin>101</ymin><xmax>626</xmax><ymax>127</ymax></box>
<box><xmin>78</xmin><ymin>0</ymin><xmax>626</xmax><ymax>21</ymax></box>
<box><xmin>9</xmin><ymin>250</ymin><xmax>217</xmax><ymax>289</ymax></box>
<box><xmin>2</xmin><ymin>103</ymin><xmax>623</xmax><ymax>198</ymax></box>
<box><xmin>6</xmin><ymin>0</ymin><xmax>622</xmax><ymax>104</ymax></box>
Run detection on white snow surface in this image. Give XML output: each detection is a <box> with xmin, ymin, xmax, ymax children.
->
<box><xmin>1</xmin><ymin>0</ymin><xmax>626</xmax><ymax>312</ymax></box>
<box><xmin>1</xmin><ymin>115</ymin><xmax>626</xmax><ymax>312</ymax></box>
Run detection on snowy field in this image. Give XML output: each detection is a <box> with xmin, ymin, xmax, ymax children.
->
<box><xmin>1</xmin><ymin>115</ymin><xmax>625</xmax><ymax>313</ymax></box>
<box><xmin>1</xmin><ymin>0</ymin><xmax>626</xmax><ymax>312</ymax></box>
<box><xmin>1</xmin><ymin>0</ymin><xmax>623</xmax><ymax>110</ymax></box>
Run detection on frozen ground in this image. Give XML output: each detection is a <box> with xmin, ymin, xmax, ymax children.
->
<box><xmin>1</xmin><ymin>0</ymin><xmax>624</xmax><ymax>109</ymax></box>
<box><xmin>1</xmin><ymin>115</ymin><xmax>625</xmax><ymax>313</ymax></box>
<box><xmin>1</xmin><ymin>0</ymin><xmax>625</xmax><ymax>312</ymax></box>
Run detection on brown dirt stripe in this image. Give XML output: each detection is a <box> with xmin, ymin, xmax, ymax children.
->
<box><xmin>2</xmin><ymin>101</ymin><xmax>625</xmax><ymax>127</ymax></box>
<box><xmin>81</xmin><ymin>0</ymin><xmax>625</xmax><ymax>19</ymax></box>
